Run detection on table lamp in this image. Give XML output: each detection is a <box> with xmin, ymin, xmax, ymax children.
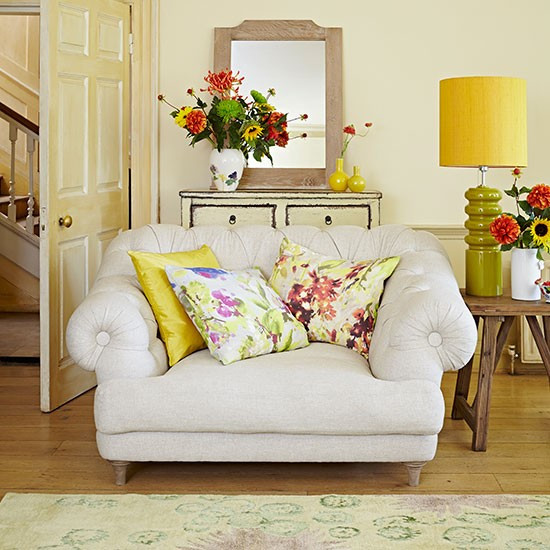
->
<box><xmin>440</xmin><ymin>76</ymin><xmax>527</xmax><ymax>296</ymax></box>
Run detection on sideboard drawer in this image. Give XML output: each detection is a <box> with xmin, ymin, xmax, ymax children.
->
<box><xmin>286</xmin><ymin>204</ymin><xmax>372</xmax><ymax>228</ymax></box>
<box><xmin>181</xmin><ymin>190</ymin><xmax>382</xmax><ymax>230</ymax></box>
<box><xmin>191</xmin><ymin>204</ymin><xmax>276</xmax><ymax>228</ymax></box>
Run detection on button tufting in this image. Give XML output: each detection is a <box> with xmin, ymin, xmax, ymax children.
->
<box><xmin>96</xmin><ymin>331</ymin><xmax>111</xmax><ymax>346</ymax></box>
<box><xmin>428</xmin><ymin>331</ymin><xmax>443</xmax><ymax>347</ymax></box>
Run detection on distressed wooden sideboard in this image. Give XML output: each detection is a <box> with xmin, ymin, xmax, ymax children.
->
<box><xmin>180</xmin><ymin>190</ymin><xmax>382</xmax><ymax>230</ymax></box>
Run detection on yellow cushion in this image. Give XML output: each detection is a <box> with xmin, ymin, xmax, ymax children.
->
<box><xmin>128</xmin><ymin>246</ymin><xmax>220</xmax><ymax>366</ymax></box>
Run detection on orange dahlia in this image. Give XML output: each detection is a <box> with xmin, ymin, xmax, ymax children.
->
<box><xmin>264</xmin><ymin>111</ymin><xmax>287</xmax><ymax>129</ymax></box>
<box><xmin>527</xmin><ymin>183</ymin><xmax>550</xmax><ymax>210</ymax></box>
<box><xmin>186</xmin><ymin>110</ymin><xmax>207</xmax><ymax>135</ymax></box>
<box><xmin>489</xmin><ymin>214</ymin><xmax>521</xmax><ymax>245</ymax></box>
<box><xmin>275</xmin><ymin>130</ymin><xmax>289</xmax><ymax>147</ymax></box>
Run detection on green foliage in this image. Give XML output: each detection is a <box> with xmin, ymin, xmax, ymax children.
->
<box><xmin>516</xmin><ymin>214</ymin><xmax>528</xmax><ymax>227</ymax></box>
<box><xmin>189</xmin><ymin>127</ymin><xmax>212</xmax><ymax>147</ymax></box>
<box><xmin>251</xmin><ymin>90</ymin><xmax>267</xmax><ymax>103</ymax></box>
<box><xmin>518</xmin><ymin>200</ymin><xmax>531</xmax><ymax>215</ymax></box>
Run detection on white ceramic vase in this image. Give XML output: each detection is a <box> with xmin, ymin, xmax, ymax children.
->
<box><xmin>511</xmin><ymin>248</ymin><xmax>544</xmax><ymax>301</ymax></box>
<box><xmin>209</xmin><ymin>148</ymin><xmax>245</xmax><ymax>192</ymax></box>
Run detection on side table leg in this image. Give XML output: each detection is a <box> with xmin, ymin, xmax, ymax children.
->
<box><xmin>452</xmin><ymin>315</ymin><xmax>479</xmax><ymax>420</ymax></box>
<box><xmin>452</xmin><ymin>360</ymin><xmax>473</xmax><ymax>420</ymax></box>
<box><xmin>528</xmin><ymin>316</ymin><xmax>550</xmax><ymax>380</ymax></box>
<box><xmin>472</xmin><ymin>316</ymin><xmax>499</xmax><ymax>452</ymax></box>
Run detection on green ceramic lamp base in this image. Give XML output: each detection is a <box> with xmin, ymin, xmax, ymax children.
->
<box><xmin>465</xmin><ymin>249</ymin><xmax>502</xmax><ymax>296</ymax></box>
<box><xmin>464</xmin><ymin>186</ymin><xmax>503</xmax><ymax>297</ymax></box>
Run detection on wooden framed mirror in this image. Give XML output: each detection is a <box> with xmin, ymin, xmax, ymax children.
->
<box><xmin>214</xmin><ymin>20</ymin><xmax>342</xmax><ymax>189</ymax></box>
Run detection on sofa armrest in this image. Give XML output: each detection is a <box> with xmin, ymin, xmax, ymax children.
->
<box><xmin>369</xmin><ymin>268</ymin><xmax>477</xmax><ymax>385</ymax></box>
<box><xmin>66</xmin><ymin>275</ymin><xmax>168</xmax><ymax>384</ymax></box>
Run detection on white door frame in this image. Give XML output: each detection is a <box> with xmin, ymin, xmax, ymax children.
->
<box><xmin>123</xmin><ymin>0</ymin><xmax>159</xmax><ymax>226</ymax></box>
<box><xmin>0</xmin><ymin>0</ymin><xmax>159</xmax><ymax>226</ymax></box>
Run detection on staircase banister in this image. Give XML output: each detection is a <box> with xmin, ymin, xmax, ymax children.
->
<box><xmin>0</xmin><ymin>101</ymin><xmax>39</xmax><ymax>139</ymax></box>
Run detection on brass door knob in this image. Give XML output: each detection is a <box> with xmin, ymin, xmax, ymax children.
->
<box><xmin>58</xmin><ymin>215</ymin><xmax>73</xmax><ymax>228</ymax></box>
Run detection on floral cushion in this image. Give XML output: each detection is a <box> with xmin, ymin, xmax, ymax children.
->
<box><xmin>269</xmin><ymin>238</ymin><xmax>399</xmax><ymax>359</ymax></box>
<box><xmin>165</xmin><ymin>265</ymin><xmax>309</xmax><ymax>365</ymax></box>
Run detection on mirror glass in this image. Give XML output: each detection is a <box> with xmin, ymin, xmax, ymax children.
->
<box><xmin>231</xmin><ymin>40</ymin><xmax>325</xmax><ymax>169</ymax></box>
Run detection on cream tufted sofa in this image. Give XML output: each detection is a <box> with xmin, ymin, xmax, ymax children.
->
<box><xmin>66</xmin><ymin>224</ymin><xmax>477</xmax><ymax>486</ymax></box>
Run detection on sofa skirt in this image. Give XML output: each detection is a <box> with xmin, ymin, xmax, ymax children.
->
<box><xmin>96</xmin><ymin>431</ymin><xmax>438</xmax><ymax>463</ymax></box>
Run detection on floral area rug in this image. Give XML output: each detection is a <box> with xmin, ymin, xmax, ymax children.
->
<box><xmin>0</xmin><ymin>493</ymin><xmax>549</xmax><ymax>549</ymax></box>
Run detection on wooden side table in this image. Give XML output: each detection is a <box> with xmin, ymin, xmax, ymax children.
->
<box><xmin>452</xmin><ymin>292</ymin><xmax>550</xmax><ymax>451</ymax></box>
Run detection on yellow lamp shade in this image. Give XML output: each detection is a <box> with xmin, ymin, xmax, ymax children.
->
<box><xmin>440</xmin><ymin>76</ymin><xmax>527</xmax><ymax>167</ymax></box>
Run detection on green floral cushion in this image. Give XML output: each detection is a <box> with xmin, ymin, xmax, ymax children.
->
<box><xmin>165</xmin><ymin>265</ymin><xmax>309</xmax><ymax>365</ymax></box>
<box><xmin>269</xmin><ymin>238</ymin><xmax>399</xmax><ymax>359</ymax></box>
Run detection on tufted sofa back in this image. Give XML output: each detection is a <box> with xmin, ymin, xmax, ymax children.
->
<box><xmin>98</xmin><ymin>223</ymin><xmax>449</xmax><ymax>280</ymax></box>
<box><xmin>73</xmin><ymin>223</ymin><xmax>475</xmax><ymax>383</ymax></box>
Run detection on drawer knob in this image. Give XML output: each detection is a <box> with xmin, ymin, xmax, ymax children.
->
<box><xmin>228</xmin><ymin>214</ymin><xmax>237</xmax><ymax>225</ymax></box>
<box><xmin>325</xmin><ymin>215</ymin><xmax>333</xmax><ymax>226</ymax></box>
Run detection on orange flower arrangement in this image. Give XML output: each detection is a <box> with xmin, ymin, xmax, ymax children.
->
<box><xmin>158</xmin><ymin>69</ymin><xmax>307</xmax><ymax>163</ymax></box>
<box><xmin>490</xmin><ymin>168</ymin><xmax>550</xmax><ymax>256</ymax></box>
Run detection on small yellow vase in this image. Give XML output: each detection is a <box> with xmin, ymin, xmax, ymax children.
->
<box><xmin>328</xmin><ymin>157</ymin><xmax>348</xmax><ymax>192</ymax></box>
<box><xmin>347</xmin><ymin>166</ymin><xmax>366</xmax><ymax>192</ymax></box>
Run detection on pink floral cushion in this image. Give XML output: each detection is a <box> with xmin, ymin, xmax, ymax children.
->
<box><xmin>165</xmin><ymin>265</ymin><xmax>309</xmax><ymax>365</ymax></box>
<box><xmin>269</xmin><ymin>238</ymin><xmax>399</xmax><ymax>359</ymax></box>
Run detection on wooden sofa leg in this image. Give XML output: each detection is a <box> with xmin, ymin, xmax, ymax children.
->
<box><xmin>403</xmin><ymin>461</ymin><xmax>426</xmax><ymax>487</ymax></box>
<box><xmin>110</xmin><ymin>460</ymin><xmax>130</xmax><ymax>485</ymax></box>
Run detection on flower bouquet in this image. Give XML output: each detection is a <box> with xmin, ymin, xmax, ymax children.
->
<box><xmin>490</xmin><ymin>168</ymin><xmax>550</xmax><ymax>300</ymax></box>
<box><xmin>159</xmin><ymin>70</ymin><xmax>307</xmax><ymax>191</ymax></box>
<box><xmin>489</xmin><ymin>169</ymin><xmax>550</xmax><ymax>257</ymax></box>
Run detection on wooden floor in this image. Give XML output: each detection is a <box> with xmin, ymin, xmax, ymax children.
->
<box><xmin>0</xmin><ymin>364</ymin><xmax>548</xmax><ymax>498</ymax></box>
<box><xmin>0</xmin><ymin>312</ymin><xmax>40</xmax><ymax>358</ymax></box>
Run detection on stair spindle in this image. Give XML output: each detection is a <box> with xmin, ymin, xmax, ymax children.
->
<box><xmin>8</xmin><ymin>123</ymin><xmax>17</xmax><ymax>223</ymax></box>
<box><xmin>25</xmin><ymin>137</ymin><xmax>36</xmax><ymax>235</ymax></box>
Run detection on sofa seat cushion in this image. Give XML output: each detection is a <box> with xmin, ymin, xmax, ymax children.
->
<box><xmin>94</xmin><ymin>343</ymin><xmax>445</xmax><ymax>437</ymax></box>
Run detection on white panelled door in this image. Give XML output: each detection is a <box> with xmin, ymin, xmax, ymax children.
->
<box><xmin>40</xmin><ymin>0</ymin><xmax>130</xmax><ymax>411</ymax></box>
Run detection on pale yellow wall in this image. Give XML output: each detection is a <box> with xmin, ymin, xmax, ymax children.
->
<box><xmin>158</xmin><ymin>1</ymin><xmax>550</xmax><ymax>247</ymax></box>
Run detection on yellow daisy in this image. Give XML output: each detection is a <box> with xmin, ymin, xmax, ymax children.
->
<box><xmin>530</xmin><ymin>218</ymin><xmax>550</xmax><ymax>249</ymax></box>
<box><xmin>174</xmin><ymin>106</ymin><xmax>192</xmax><ymax>128</ymax></box>
<box><xmin>243</xmin><ymin>124</ymin><xmax>263</xmax><ymax>142</ymax></box>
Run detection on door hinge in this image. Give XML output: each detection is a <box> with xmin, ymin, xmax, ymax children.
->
<box><xmin>129</xmin><ymin>33</ymin><xmax>134</xmax><ymax>55</ymax></box>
